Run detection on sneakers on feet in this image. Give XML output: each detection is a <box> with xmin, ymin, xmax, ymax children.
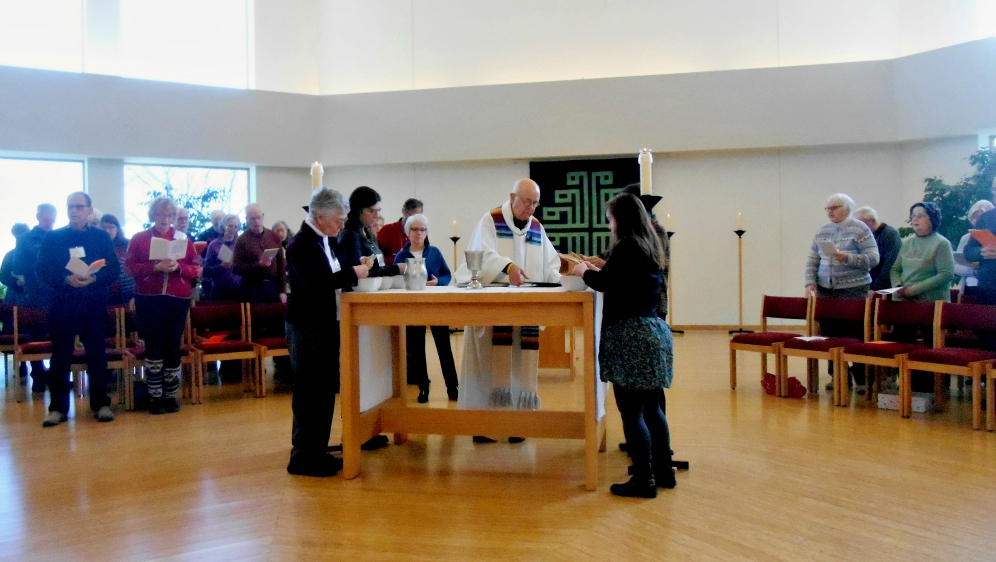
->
<box><xmin>42</xmin><ymin>411</ymin><xmax>67</xmax><ymax>427</ymax></box>
<box><xmin>95</xmin><ymin>406</ymin><xmax>115</xmax><ymax>422</ymax></box>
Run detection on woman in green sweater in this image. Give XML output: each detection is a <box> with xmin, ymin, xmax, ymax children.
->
<box><xmin>891</xmin><ymin>202</ymin><xmax>954</xmax><ymax>303</ymax></box>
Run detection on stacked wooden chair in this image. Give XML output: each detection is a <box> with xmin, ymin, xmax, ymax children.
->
<box><xmin>247</xmin><ymin>302</ymin><xmax>289</xmax><ymax>398</ymax></box>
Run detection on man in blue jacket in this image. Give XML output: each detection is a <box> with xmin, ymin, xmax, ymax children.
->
<box><xmin>36</xmin><ymin>192</ymin><xmax>120</xmax><ymax>427</ymax></box>
<box><xmin>12</xmin><ymin>203</ymin><xmax>58</xmax><ymax>392</ymax></box>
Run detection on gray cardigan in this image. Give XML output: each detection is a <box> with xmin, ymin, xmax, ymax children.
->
<box><xmin>805</xmin><ymin>218</ymin><xmax>880</xmax><ymax>290</ymax></box>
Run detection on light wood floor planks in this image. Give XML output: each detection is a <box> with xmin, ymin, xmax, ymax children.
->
<box><xmin>1</xmin><ymin>331</ymin><xmax>995</xmax><ymax>561</ymax></box>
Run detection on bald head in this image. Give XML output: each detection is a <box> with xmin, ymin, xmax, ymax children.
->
<box><xmin>509</xmin><ymin>178</ymin><xmax>541</xmax><ymax>222</ymax></box>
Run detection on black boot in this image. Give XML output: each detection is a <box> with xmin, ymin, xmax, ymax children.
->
<box><xmin>417</xmin><ymin>385</ymin><xmax>429</xmax><ymax>404</ymax></box>
<box><xmin>446</xmin><ymin>386</ymin><xmax>458</xmax><ymax>401</ymax></box>
<box><xmin>653</xmin><ymin>446</ymin><xmax>677</xmax><ymax>489</ymax></box>
<box><xmin>149</xmin><ymin>397</ymin><xmax>165</xmax><ymax>415</ymax></box>
<box><xmin>610</xmin><ymin>464</ymin><xmax>656</xmax><ymax>498</ymax></box>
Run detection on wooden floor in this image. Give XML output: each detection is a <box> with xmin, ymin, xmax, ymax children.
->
<box><xmin>1</xmin><ymin>331</ymin><xmax>995</xmax><ymax>561</ymax></box>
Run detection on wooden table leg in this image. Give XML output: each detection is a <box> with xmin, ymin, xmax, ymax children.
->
<box><xmin>393</xmin><ymin>326</ymin><xmax>408</xmax><ymax>445</ymax></box>
<box><xmin>341</xmin><ymin>305</ymin><xmax>362</xmax><ymax>480</ymax></box>
<box><xmin>584</xmin><ymin>300</ymin><xmax>598</xmax><ymax>491</ymax></box>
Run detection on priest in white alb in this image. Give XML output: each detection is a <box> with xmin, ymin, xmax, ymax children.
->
<box><xmin>455</xmin><ymin>178</ymin><xmax>562</xmax><ymax>418</ymax></box>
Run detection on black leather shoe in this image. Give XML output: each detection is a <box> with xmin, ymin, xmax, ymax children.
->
<box><xmin>447</xmin><ymin>386</ymin><xmax>458</xmax><ymax>401</ymax></box>
<box><xmin>472</xmin><ymin>436</ymin><xmax>497</xmax><ymax>443</ymax></box>
<box><xmin>149</xmin><ymin>398</ymin><xmax>165</xmax><ymax>415</ymax></box>
<box><xmin>164</xmin><ymin>398</ymin><xmax>181</xmax><ymax>414</ymax></box>
<box><xmin>508</xmin><ymin>437</ymin><xmax>525</xmax><ymax>443</ymax></box>
<box><xmin>360</xmin><ymin>435</ymin><xmax>390</xmax><ymax>451</ymax></box>
<box><xmin>287</xmin><ymin>455</ymin><xmax>343</xmax><ymax>477</ymax></box>
<box><xmin>417</xmin><ymin>386</ymin><xmax>429</xmax><ymax>403</ymax></box>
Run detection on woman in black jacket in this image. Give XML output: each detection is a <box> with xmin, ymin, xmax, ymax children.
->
<box><xmin>574</xmin><ymin>193</ymin><xmax>675</xmax><ymax>498</ymax></box>
<box><xmin>285</xmin><ymin>187</ymin><xmax>370</xmax><ymax>478</ymax></box>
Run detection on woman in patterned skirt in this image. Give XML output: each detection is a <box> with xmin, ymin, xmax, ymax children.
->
<box><xmin>573</xmin><ymin>192</ymin><xmax>675</xmax><ymax>498</ymax></box>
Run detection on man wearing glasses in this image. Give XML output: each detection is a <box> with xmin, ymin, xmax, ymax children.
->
<box><xmin>455</xmin><ymin>179</ymin><xmax>561</xmax><ymax>438</ymax></box>
<box><xmin>35</xmin><ymin>192</ymin><xmax>120</xmax><ymax>427</ymax></box>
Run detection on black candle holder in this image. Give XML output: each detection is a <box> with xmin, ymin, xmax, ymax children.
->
<box><xmin>450</xmin><ymin>236</ymin><xmax>461</xmax><ymax>274</ymax></box>
<box><xmin>729</xmin><ymin>229</ymin><xmax>753</xmax><ymax>334</ymax></box>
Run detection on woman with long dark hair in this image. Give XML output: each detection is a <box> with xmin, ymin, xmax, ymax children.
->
<box><xmin>100</xmin><ymin>214</ymin><xmax>135</xmax><ymax>306</ymax></box>
<box><xmin>573</xmin><ymin>192</ymin><xmax>675</xmax><ymax>498</ymax></box>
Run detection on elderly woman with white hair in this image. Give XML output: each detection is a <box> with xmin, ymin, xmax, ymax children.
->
<box><xmin>955</xmin><ymin>200</ymin><xmax>995</xmax><ymax>297</ymax></box>
<box><xmin>284</xmin><ymin>187</ymin><xmax>370</xmax><ymax>477</ymax></box>
<box><xmin>125</xmin><ymin>196</ymin><xmax>201</xmax><ymax>414</ymax></box>
<box><xmin>805</xmin><ymin>194</ymin><xmax>880</xmax><ymax>393</ymax></box>
<box><xmin>394</xmin><ymin>213</ymin><xmax>459</xmax><ymax>403</ymax></box>
<box><xmin>853</xmin><ymin>205</ymin><xmax>902</xmax><ymax>293</ymax></box>
<box><xmin>805</xmin><ymin>193</ymin><xmax>880</xmax><ymax>300</ymax></box>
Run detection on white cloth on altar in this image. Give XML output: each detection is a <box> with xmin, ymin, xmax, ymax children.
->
<box><xmin>358</xmin><ymin>326</ymin><xmax>394</xmax><ymax>412</ymax></box>
<box><xmin>456</xmin><ymin>201</ymin><xmax>562</xmax><ymax>410</ymax></box>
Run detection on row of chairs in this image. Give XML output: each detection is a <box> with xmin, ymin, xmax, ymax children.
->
<box><xmin>730</xmin><ymin>295</ymin><xmax>996</xmax><ymax>431</ymax></box>
<box><xmin>0</xmin><ymin>301</ymin><xmax>289</xmax><ymax>409</ymax></box>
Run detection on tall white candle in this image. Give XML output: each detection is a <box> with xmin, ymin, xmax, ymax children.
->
<box><xmin>452</xmin><ymin>220</ymin><xmax>458</xmax><ymax>238</ymax></box>
<box><xmin>638</xmin><ymin>148</ymin><xmax>653</xmax><ymax>195</ymax></box>
<box><xmin>310</xmin><ymin>162</ymin><xmax>323</xmax><ymax>190</ymax></box>
<box><xmin>665</xmin><ymin>214</ymin><xmax>673</xmax><ymax>232</ymax></box>
<box><xmin>736</xmin><ymin>212</ymin><xmax>744</xmax><ymax>230</ymax></box>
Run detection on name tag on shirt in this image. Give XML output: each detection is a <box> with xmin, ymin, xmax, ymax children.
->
<box><xmin>331</xmin><ymin>258</ymin><xmax>341</xmax><ymax>273</ymax></box>
<box><xmin>69</xmin><ymin>246</ymin><xmax>86</xmax><ymax>259</ymax></box>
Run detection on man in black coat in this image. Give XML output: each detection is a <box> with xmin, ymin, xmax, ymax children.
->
<box><xmin>35</xmin><ymin>192</ymin><xmax>120</xmax><ymax>427</ymax></box>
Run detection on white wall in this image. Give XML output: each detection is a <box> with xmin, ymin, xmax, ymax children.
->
<box><xmin>316</xmin><ymin>0</ymin><xmax>990</xmax><ymax>95</ymax></box>
<box><xmin>254</xmin><ymin>0</ymin><xmax>321</xmax><ymax>95</ymax></box>
<box><xmin>86</xmin><ymin>158</ymin><xmax>125</xmax><ymax>221</ymax></box>
<box><xmin>311</xmin><ymin>137</ymin><xmax>978</xmax><ymax>325</ymax></box>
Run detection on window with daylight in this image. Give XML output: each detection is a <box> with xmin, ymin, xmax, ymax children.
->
<box><xmin>122</xmin><ymin>165</ymin><xmax>250</xmax><ymax>238</ymax></box>
<box><xmin>118</xmin><ymin>0</ymin><xmax>250</xmax><ymax>88</ymax></box>
<box><xmin>0</xmin><ymin>0</ymin><xmax>84</xmax><ymax>73</ymax></box>
<box><xmin>0</xmin><ymin>158</ymin><xmax>83</xmax><ymax>271</ymax></box>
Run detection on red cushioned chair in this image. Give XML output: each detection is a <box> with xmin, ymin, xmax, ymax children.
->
<box><xmin>12</xmin><ymin>306</ymin><xmax>51</xmax><ymax>396</ymax></box>
<box><xmin>777</xmin><ymin>297</ymin><xmax>869</xmax><ymax>403</ymax></box>
<box><xmin>69</xmin><ymin>306</ymin><xmax>133</xmax><ymax>402</ymax></box>
<box><xmin>247</xmin><ymin>302</ymin><xmax>288</xmax><ymax>398</ymax></box>
<box><xmin>839</xmin><ymin>299</ymin><xmax>936</xmax><ymax>410</ymax></box>
<box><xmin>0</xmin><ymin>302</ymin><xmax>15</xmax><ymax>380</ymax></box>
<box><xmin>901</xmin><ymin>302</ymin><xmax>996</xmax><ymax>430</ymax></box>
<box><xmin>729</xmin><ymin>295</ymin><xmax>811</xmax><ymax>392</ymax></box>
<box><xmin>188</xmin><ymin>302</ymin><xmax>260</xmax><ymax>398</ymax></box>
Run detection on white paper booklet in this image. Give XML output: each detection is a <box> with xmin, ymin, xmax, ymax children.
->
<box><xmin>261</xmin><ymin>247</ymin><xmax>280</xmax><ymax>261</ymax></box>
<box><xmin>816</xmin><ymin>240</ymin><xmax>837</xmax><ymax>257</ymax></box>
<box><xmin>876</xmin><ymin>287</ymin><xmax>903</xmax><ymax>295</ymax></box>
<box><xmin>65</xmin><ymin>257</ymin><xmax>104</xmax><ymax>277</ymax></box>
<box><xmin>217</xmin><ymin>244</ymin><xmax>234</xmax><ymax>264</ymax></box>
<box><xmin>149</xmin><ymin>237</ymin><xmax>187</xmax><ymax>260</ymax></box>
<box><xmin>795</xmin><ymin>336</ymin><xmax>828</xmax><ymax>342</ymax></box>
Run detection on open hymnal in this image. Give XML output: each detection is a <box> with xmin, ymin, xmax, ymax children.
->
<box><xmin>65</xmin><ymin>257</ymin><xmax>105</xmax><ymax>277</ymax></box>
<box><xmin>875</xmin><ymin>287</ymin><xmax>903</xmax><ymax>295</ymax></box>
<box><xmin>261</xmin><ymin>248</ymin><xmax>280</xmax><ymax>261</ymax></box>
<box><xmin>149</xmin><ymin>237</ymin><xmax>187</xmax><ymax>260</ymax></box>
<box><xmin>217</xmin><ymin>244</ymin><xmax>234</xmax><ymax>264</ymax></box>
<box><xmin>969</xmin><ymin>229</ymin><xmax>996</xmax><ymax>246</ymax></box>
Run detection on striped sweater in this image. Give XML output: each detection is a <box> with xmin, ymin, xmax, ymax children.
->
<box><xmin>805</xmin><ymin>218</ymin><xmax>880</xmax><ymax>290</ymax></box>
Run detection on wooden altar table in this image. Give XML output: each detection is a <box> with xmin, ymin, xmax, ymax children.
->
<box><xmin>339</xmin><ymin>286</ymin><xmax>605</xmax><ymax>490</ymax></box>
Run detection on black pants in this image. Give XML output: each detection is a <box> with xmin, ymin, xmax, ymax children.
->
<box><xmin>406</xmin><ymin>325</ymin><xmax>458</xmax><ymax>389</ymax></box>
<box><xmin>613</xmin><ymin>385</ymin><xmax>671</xmax><ymax>471</ymax></box>
<box><xmin>816</xmin><ymin>285</ymin><xmax>868</xmax><ymax>382</ymax></box>
<box><xmin>135</xmin><ymin>295</ymin><xmax>191</xmax><ymax>399</ymax></box>
<box><xmin>287</xmin><ymin>322</ymin><xmax>339</xmax><ymax>467</ymax></box>
<box><xmin>48</xmin><ymin>298</ymin><xmax>110</xmax><ymax>415</ymax></box>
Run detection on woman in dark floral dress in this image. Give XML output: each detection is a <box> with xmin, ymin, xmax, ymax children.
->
<box><xmin>573</xmin><ymin>192</ymin><xmax>674</xmax><ymax>498</ymax></box>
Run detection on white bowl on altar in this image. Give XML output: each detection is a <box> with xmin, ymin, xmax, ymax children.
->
<box><xmin>560</xmin><ymin>276</ymin><xmax>588</xmax><ymax>291</ymax></box>
<box><xmin>380</xmin><ymin>276</ymin><xmax>393</xmax><ymax>290</ymax></box>
<box><xmin>355</xmin><ymin>277</ymin><xmax>381</xmax><ymax>292</ymax></box>
<box><xmin>391</xmin><ymin>275</ymin><xmax>406</xmax><ymax>289</ymax></box>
